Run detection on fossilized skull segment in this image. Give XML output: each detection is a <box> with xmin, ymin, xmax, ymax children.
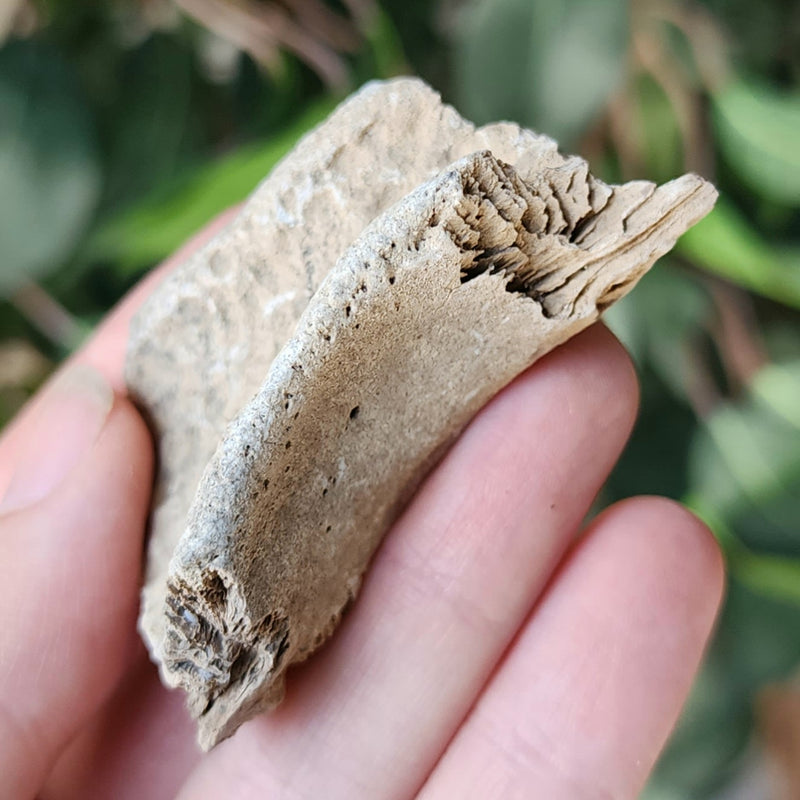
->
<box><xmin>126</xmin><ymin>79</ymin><xmax>717</xmax><ymax>749</ymax></box>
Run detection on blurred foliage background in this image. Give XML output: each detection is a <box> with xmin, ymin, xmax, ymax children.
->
<box><xmin>0</xmin><ymin>0</ymin><xmax>798</xmax><ymax>796</ymax></box>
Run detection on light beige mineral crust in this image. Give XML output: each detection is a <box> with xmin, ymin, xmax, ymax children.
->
<box><xmin>126</xmin><ymin>78</ymin><xmax>717</xmax><ymax>749</ymax></box>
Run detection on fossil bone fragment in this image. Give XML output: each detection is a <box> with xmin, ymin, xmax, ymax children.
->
<box><xmin>126</xmin><ymin>79</ymin><xmax>717</xmax><ymax>750</ymax></box>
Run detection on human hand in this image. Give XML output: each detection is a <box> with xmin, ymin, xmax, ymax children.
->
<box><xmin>0</xmin><ymin>211</ymin><xmax>724</xmax><ymax>800</ymax></box>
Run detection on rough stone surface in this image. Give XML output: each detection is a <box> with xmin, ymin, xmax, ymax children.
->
<box><xmin>126</xmin><ymin>78</ymin><xmax>717</xmax><ymax>749</ymax></box>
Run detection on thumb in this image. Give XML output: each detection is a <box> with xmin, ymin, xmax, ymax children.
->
<box><xmin>0</xmin><ymin>364</ymin><xmax>153</xmax><ymax>798</ymax></box>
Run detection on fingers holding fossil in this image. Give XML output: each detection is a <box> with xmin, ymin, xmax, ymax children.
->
<box><xmin>158</xmin><ymin>151</ymin><xmax>716</xmax><ymax>748</ymax></box>
<box><xmin>126</xmin><ymin>78</ymin><xmax>717</xmax><ymax>749</ymax></box>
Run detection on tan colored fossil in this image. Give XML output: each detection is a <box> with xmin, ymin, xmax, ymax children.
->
<box><xmin>126</xmin><ymin>78</ymin><xmax>717</xmax><ymax>749</ymax></box>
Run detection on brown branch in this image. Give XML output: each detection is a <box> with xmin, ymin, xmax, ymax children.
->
<box><xmin>707</xmin><ymin>278</ymin><xmax>768</xmax><ymax>394</ymax></box>
<box><xmin>174</xmin><ymin>0</ymin><xmax>350</xmax><ymax>88</ymax></box>
<box><xmin>606</xmin><ymin>86</ymin><xmax>647</xmax><ymax>179</ymax></box>
<box><xmin>11</xmin><ymin>282</ymin><xmax>84</xmax><ymax>350</ymax></box>
<box><xmin>758</xmin><ymin>679</ymin><xmax>800</xmax><ymax>800</ymax></box>
<box><xmin>647</xmin><ymin>0</ymin><xmax>730</xmax><ymax>91</ymax></box>
<box><xmin>593</xmin><ymin>14</ymin><xmax>645</xmax><ymax>180</ymax></box>
<box><xmin>337</xmin><ymin>0</ymin><xmax>376</xmax><ymax>29</ymax></box>
<box><xmin>631</xmin><ymin>28</ymin><xmax>707</xmax><ymax>175</ymax></box>
<box><xmin>681</xmin><ymin>335</ymin><xmax>722</xmax><ymax>418</ymax></box>
<box><xmin>174</xmin><ymin>0</ymin><xmax>281</xmax><ymax>69</ymax></box>
<box><xmin>280</xmin><ymin>0</ymin><xmax>361</xmax><ymax>52</ymax></box>
<box><xmin>0</xmin><ymin>0</ymin><xmax>27</xmax><ymax>41</ymax></box>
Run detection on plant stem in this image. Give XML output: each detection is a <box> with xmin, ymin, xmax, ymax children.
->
<box><xmin>11</xmin><ymin>282</ymin><xmax>85</xmax><ymax>352</ymax></box>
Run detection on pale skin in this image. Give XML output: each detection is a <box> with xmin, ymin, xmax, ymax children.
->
<box><xmin>0</xmin><ymin>209</ymin><xmax>724</xmax><ymax>800</ymax></box>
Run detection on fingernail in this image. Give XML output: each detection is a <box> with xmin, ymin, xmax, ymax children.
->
<box><xmin>0</xmin><ymin>364</ymin><xmax>114</xmax><ymax>513</ymax></box>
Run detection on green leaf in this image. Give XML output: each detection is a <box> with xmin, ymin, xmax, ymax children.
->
<box><xmin>633</xmin><ymin>74</ymin><xmax>683</xmax><ymax>182</ymax></box>
<box><xmin>689</xmin><ymin>403</ymin><xmax>800</xmax><ymax>544</ymax></box>
<box><xmin>687</xmin><ymin>359</ymin><xmax>800</xmax><ymax>576</ymax></box>
<box><xmin>734</xmin><ymin>549</ymin><xmax>800</xmax><ymax>606</ymax></box>
<box><xmin>604</xmin><ymin>265</ymin><xmax>711</xmax><ymax>401</ymax></box>
<box><xmin>677</xmin><ymin>197</ymin><xmax>800</xmax><ymax>309</ymax></box>
<box><xmin>453</xmin><ymin>0</ymin><xmax>628</xmax><ymax>145</ymax></box>
<box><xmin>689</xmin><ymin>497</ymin><xmax>800</xmax><ymax>606</ymax></box>
<box><xmin>713</xmin><ymin>77</ymin><xmax>800</xmax><ymax>206</ymax></box>
<box><xmin>99</xmin><ymin>34</ymin><xmax>195</xmax><ymax>213</ymax></box>
<box><xmin>87</xmin><ymin>99</ymin><xmax>336</xmax><ymax>273</ymax></box>
<box><xmin>603</xmin><ymin>267</ymin><xmax>710</xmax><ymax>503</ymax></box>
<box><xmin>751</xmin><ymin>360</ymin><xmax>800</xmax><ymax>429</ymax></box>
<box><xmin>705</xmin><ymin>408</ymin><xmax>794</xmax><ymax>512</ymax></box>
<box><xmin>714</xmin><ymin>578</ymin><xmax>800</xmax><ymax>690</ymax></box>
<box><xmin>0</xmin><ymin>39</ymin><xmax>101</xmax><ymax>296</ymax></box>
